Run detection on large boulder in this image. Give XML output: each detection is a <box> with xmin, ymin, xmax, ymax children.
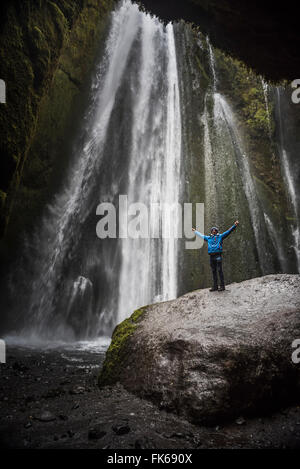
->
<box><xmin>99</xmin><ymin>274</ymin><xmax>300</xmax><ymax>424</ymax></box>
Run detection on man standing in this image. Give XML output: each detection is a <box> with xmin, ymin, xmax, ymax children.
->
<box><xmin>192</xmin><ymin>221</ymin><xmax>239</xmax><ymax>291</ymax></box>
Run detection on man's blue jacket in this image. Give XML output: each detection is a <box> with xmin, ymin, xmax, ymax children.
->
<box><xmin>195</xmin><ymin>225</ymin><xmax>236</xmax><ymax>254</ymax></box>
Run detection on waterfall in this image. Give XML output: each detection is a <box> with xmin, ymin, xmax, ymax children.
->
<box><xmin>276</xmin><ymin>87</ymin><xmax>300</xmax><ymax>271</ymax></box>
<box><xmin>116</xmin><ymin>14</ymin><xmax>182</xmax><ymax>322</ymax></box>
<box><xmin>207</xmin><ymin>38</ymin><xmax>217</xmax><ymax>92</ymax></box>
<box><xmin>201</xmin><ymin>95</ymin><xmax>218</xmax><ymax>221</ymax></box>
<box><xmin>7</xmin><ymin>0</ymin><xmax>182</xmax><ymax>343</ymax></box>
<box><xmin>214</xmin><ymin>95</ymin><xmax>268</xmax><ymax>264</ymax></box>
<box><xmin>263</xmin><ymin>213</ymin><xmax>287</xmax><ymax>271</ymax></box>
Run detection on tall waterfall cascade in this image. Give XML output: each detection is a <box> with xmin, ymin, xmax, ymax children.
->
<box><xmin>116</xmin><ymin>12</ymin><xmax>182</xmax><ymax>324</ymax></box>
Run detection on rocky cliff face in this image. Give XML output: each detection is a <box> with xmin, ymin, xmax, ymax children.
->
<box><xmin>0</xmin><ymin>0</ymin><xmax>116</xmax><ymax>243</ymax></box>
<box><xmin>175</xmin><ymin>27</ymin><xmax>300</xmax><ymax>294</ymax></box>
<box><xmin>99</xmin><ymin>274</ymin><xmax>300</xmax><ymax>425</ymax></box>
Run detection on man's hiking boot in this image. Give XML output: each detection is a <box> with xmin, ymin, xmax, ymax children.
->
<box><xmin>219</xmin><ymin>285</ymin><xmax>225</xmax><ymax>291</ymax></box>
<box><xmin>209</xmin><ymin>286</ymin><xmax>218</xmax><ymax>292</ymax></box>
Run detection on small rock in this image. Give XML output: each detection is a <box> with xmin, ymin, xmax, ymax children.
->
<box><xmin>235</xmin><ymin>416</ymin><xmax>246</xmax><ymax>425</ymax></box>
<box><xmin>60</xmin><ymin>379</ymin><xmax>71</xmax><ymax>386</ymax></box>
<box><xmin>72</xmin><ymin>402</ymin><xmax>80</xmax><ymax>410</ymax></box>
<box><xmin>170</xmin><ymin>432</ymin><xmax>185</xmax><ymax>439</ymax></box>
<box><xmin>69</xmin><ymin>386</ymin><xmax>85</xmax><ymax>395</ymax></box>
<box><xmin>34</xmin><ymin>411</ymin><xmax>56</xmax><ymax>422</ymax></box>
<box><xmin>112</xmin><ymin>424</ymin><xmax>130</xmax><ymax>435</ymax></box>
<box><xmin>88</xmin><ymin>427</ymin><xmax>107</xmax><ymax>440</ymax></box>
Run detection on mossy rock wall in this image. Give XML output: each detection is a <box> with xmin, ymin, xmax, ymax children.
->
<box><xmin>176</xmin><ymin>28</ymin><xmax>299</xmax><ymax>294</ymax></box>
<box><xmin>176</xmin><ymin>28</ymin><xmax>260</xmax><ymax>293</ymax></box>
<box><xmin>174</xmin><ymin>24</ymin><xmax>209</xmax><ymax>294</ymax></box>
<box><xmin>213</xmin><ymin>50</ymin><xmax>298</xmax><ymax>273</ymax></box>
<box><xmin>0</xmin><ymin>0</ymin><xmax>116</xmax><ymax>250</ymax></box>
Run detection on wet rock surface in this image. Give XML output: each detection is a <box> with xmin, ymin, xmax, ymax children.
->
<box><xmin>0</xmin><ymin>345</ymin><xmax>300</xmax><ymax>448</ymax></box>
<box><xmin>100</xmin><ymin>274</ymin><xmax>300</xmax><ymax>425</ymax></box>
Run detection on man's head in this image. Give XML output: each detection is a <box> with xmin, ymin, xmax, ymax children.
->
<box><xmin>211</xmin><ymin>226</ymin><xmax>219</xmax><ymax>235</ymax></box>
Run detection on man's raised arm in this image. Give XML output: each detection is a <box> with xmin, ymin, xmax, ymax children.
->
<box><xmin>220</xmin><ymin>220</ymin><xmax>239</xmax><ymax>239</ymax></box>
<box><xmin>192</xmin><ymin>227</ymin><xmax>209</xmax><ymax>241</ymax></box>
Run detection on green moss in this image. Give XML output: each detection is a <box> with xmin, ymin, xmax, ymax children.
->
<box><xmin>2</xmin><ymin>0</ymin><xmax>115</xmax><ymax>244</ymax></box>
<box><xmin>195</xmin><ymin>55</ymin><xmax>209</xmax><ymax>90</ymax></box>
<box><xmin>48</xmin><ymin>2</ymin><xmax>68</xmax><ymax>40</ymax></box>
<box><xmin>0</xmin><ymin>191</ymin><xmax>7</xmax><ymax>211</ymax></box>
<box><xmin>212</xmin><ymin>47</ymin><xmax>286</xmax><ymax>197</ymax></box>
<box><xmin>98</xmin><ymin>307</ymin><xmax>146</xmax><ymax>387</ymax></box>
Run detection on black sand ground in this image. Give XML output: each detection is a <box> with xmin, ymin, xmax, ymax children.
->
<box><xmin>0</xmin><ymin>346</ymin><xmax>300</xmax><ymax>449</ymax></box>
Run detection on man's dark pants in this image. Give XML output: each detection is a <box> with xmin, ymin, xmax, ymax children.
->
<box><xmin>209</xmin><ymin>253</ymin><xmax>224</xmax><ymax>288</ymax></box>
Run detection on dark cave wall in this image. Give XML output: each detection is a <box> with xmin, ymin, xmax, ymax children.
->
<box><xmin>0</xmin><ymin>0</ymin><xmax>116</xmax><ymax>242</ymax></box>
<box><xmin>139</xmin><ymin>0</ymin><xmax>300</xmax><ymax>82</ymax></box>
